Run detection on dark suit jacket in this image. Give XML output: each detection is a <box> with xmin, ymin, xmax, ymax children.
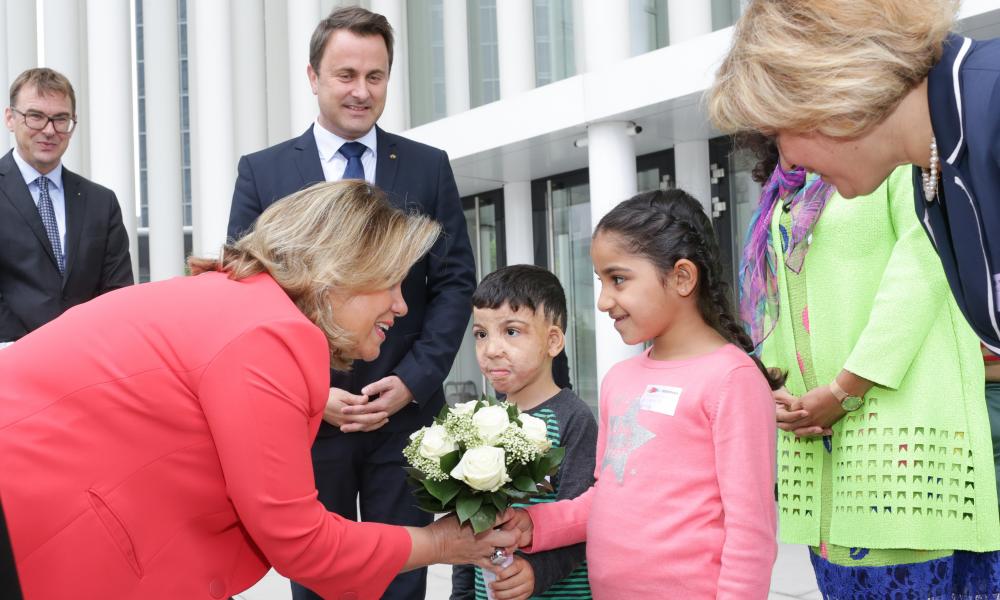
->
<box><xmin>228</xmin><ymin>126</ymin><xmax>476</xmax><ymax>434</ymax></box>
<box><xmin>0</xmin><ymin>150</ymin><xmax>133</xmax><ymax>341</ymax></box>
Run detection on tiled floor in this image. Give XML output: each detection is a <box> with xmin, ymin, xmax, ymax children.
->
<box><xmin>234</xmin><ymin>541</ymin><xmax>821</xmax><ymax>599</ymax></box>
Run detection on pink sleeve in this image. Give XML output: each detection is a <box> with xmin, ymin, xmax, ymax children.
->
<box><xmin>198</xmin><ymin>319</ymin><xmax>411</xmax><ymax>599</ymax></box>
<box><xmin>524</xmin><ymin>371</ymin><xmax>612</xmax><ymax>552</ymax></box>
<box><xmin>709</xmin><ymin>365</ymin><xmax>778</xmax><ymax>600</ymax></box>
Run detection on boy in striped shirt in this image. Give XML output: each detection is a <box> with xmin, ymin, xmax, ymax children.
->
<box><xmin>452</xmin><ymin>265</ymin><xmax>597</xmax><ymax>600</ymax></box>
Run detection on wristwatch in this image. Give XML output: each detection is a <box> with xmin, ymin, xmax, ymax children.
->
<box><xmin>829</xmin><ymin>380</ymin><xmax>864</xmax><ymax>412</ymax></box>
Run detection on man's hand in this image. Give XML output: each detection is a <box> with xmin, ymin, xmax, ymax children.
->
<box><xmin>343</xmin><ymin>375</ymin><xmax>414</xmax><ymax>419</ymax></box>
<box><xmin>490</xmin><ymin>556</ymin><xmax>534</xmax><ymax>600</ymax></box>
<box><xmin>323</xmin><ymin>387</ymin><xmax>388</xmax><ymax>433</ymax></box>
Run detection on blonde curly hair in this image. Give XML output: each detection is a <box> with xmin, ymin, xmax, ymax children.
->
<box><xmin>189</xmin><ymin>180</ymin><xmax>440</xmax><ymax>370</ymax></box>
<box><xmin>708</xmin><ymin>0</ymin><xmax>957</xmax><ymax>138</ymax></box>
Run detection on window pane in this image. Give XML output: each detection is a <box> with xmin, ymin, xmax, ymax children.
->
<box><xmin>550</xmin><ymin>182</ymin><xmax>597</xmax><ymax>410</ymax></box>
<box><xmin>630</xmin><ymin>0</ymin><xmax>668</xmax><ymax>56</ymax></box>
<box><xmin>408</xmin><ymin>0</ymin><xmax>447</xmax><ymax>126</ymax></box>
<box><xmin>711</xmin><ymin>0</ymin><xmax>745</xmax><ymax>31</ymax></box>
<box><xmin>533</xmin><ymin>0</ymin><xmax>575</xmax><ymax>86</ymax></box>
<box><xmin>468</xmin><ymin>0</ymin><xmax>500</xmax><ymax>107</ymax></box>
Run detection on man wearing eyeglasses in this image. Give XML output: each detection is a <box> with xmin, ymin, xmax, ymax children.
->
<box><xmin>0</xmin><ymin>68</ymin><xmax>133</xmax><ymax>348</ymax></box>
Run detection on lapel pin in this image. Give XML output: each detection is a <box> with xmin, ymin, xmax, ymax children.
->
<box><xmin>389</xmin><ymin>153</ymin><xmax>397</xmax><ymax>160</ymax></box>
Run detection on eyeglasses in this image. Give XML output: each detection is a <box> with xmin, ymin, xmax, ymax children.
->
<box><xmin>10</xmin><ymin>107</ymin><xmax>76</xmax><ymax>134</ymax></box>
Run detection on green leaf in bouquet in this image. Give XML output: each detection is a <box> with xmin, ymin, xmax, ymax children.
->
<box><xmin>436</xmin><ymin>403</ymin><xmax>451</xmax><ymax>421</ymax></box>
<box><xmin>505</xmin><ymin>402</ymin><xmax>520</xmax><ymax>421</ymax></box>
<box><xmin>439</xmin><ymin>449</ymin><xmax>461</xmax><ymax>475</ymax></box>
<box><xmin>404</xmin><ymin>466</ymin><xmax>428</xmax><ymax>482</ymax></box>
<box><xmin>469</xmin><ymin>504</ymin><xmax>498</xmax><ymax>534</ymax></box>
<box><xmin>500</xmin><ymin>485</ymin><xmax>532</xmax><ymax>500</ymax></box>
<box><xmin>512</xmin><ymin>475</ymin><xmax>537</xmax><ymax>493</ymax></box>
<box><xmin>546</xmin><ymin>446</ymin><xmax>566</xmax><ymax>469</ymax></box>
<box><xmin>425</xmin><ymin>477</ymin><xmax>462</xmax><ymax>506</ymax></box>
<box><xmin>529</xmin><ymin>458</ymin><xmax>549</xmax><ymax>483</ymax></box>
<box><xmin>456</xmin><ymin>492</ymin><xmax>483</xmax><ymax>523</ymax></box>
<box><xmin>486</xmin><ymin>491</ymin><xmax>509</xmax><ymax>513</ymax></box>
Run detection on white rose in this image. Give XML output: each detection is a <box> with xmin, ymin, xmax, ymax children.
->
<box><xmin>450</xmin><ymin>446</ymin><xmax>510</xmax><ymax>492</ymax></box>
<box><xmin>519</xmin><ymin>413</ymin><xmax>551</xmax><ymax>452</ymax></box>
<box><xmin>418</xmin><ymin>424</ymin><xmax>457</xmax><ymax>460</ymax></box>
<box><xmin>451</xmin><ymin>400</ymin><xmax>479</xmax><ymax>416</ymax></box>
<box><xmin>472</xmin><ymin>405</ymin><xmax>510</xmax><ymax>444</ymax></box>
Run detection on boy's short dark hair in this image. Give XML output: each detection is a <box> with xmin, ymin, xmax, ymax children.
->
<box><xmin>472</xmin><ymin>265</ymin><xmax>567</xmax><ymax>332</ymax></box>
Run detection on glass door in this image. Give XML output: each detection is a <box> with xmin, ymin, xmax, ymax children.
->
<box><xmin>709</xmin><ymin>136</ymin><xmax>762</xmax><ymax>291</ymax></box>
<box><xmin>443</xmin><ymin>190</ymin><xmax>506</xmax><ymax>405</ymax></box>
<box><xmin>532</xmin><ymin>169</ymin><xmax>598</xmax><ymax>411</ymax></box>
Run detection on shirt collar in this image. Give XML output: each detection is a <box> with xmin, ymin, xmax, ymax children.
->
<box><xmin>11</xmin><ymin>148</ymin><xmax>63</xmax><ymax>191</ymax></box>
<box><xmin>313</xmin><ymin>121</ymin><xmax>377</xmax><ymax>163</ymax></box>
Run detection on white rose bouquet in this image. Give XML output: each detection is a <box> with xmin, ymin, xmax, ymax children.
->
<box><xmin>403</xmin><ymin>397</ymin><xmax>564</xmax><ymax>534</ymax></box>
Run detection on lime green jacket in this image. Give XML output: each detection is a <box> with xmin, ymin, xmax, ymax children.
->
<box><xmin>760</xmin><ymin>166</ymin><xmax>999</xmax><ymax>550</ymax></box>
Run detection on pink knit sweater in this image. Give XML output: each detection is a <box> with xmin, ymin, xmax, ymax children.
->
<box><xmin>525</xmin><ymin>345</ymin><xmax>777</xmax><ymax>599</ymax></box>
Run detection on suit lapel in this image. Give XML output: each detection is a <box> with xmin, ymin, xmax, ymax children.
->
<box><xmin>374</xmin><ymin>127</ymin><xmax>399</xmax><ymax>194</ymax></box>
<box><xmin>0</xmin><ymin>150</ymin><xmax>59</xmax><ymax>269</ymax></box>
<box><xmin>61</xmin><ymin>168</ymin><xmax>86</xmax><ymax>285</ymax></box>
<box><xmin>292</xmin><ymin>125</ymin><xmax>326</xmax><ymax>186</ymax></box>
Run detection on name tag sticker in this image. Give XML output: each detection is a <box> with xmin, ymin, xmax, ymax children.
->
<box><xmin>639</xmin><ymin>385</ymin><xmax>682</xmax><ymax>416</ymax></box>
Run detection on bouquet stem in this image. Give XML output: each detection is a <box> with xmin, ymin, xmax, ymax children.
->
<box><xmin>482</xmin><ymin>548</ymin><xmax>514</xmax><ymax>600</ymax></box>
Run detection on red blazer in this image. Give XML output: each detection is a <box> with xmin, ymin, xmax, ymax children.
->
<box><xmin>0</xmin><ymin>272</ymin><xmax>410</xmax><ymax>600</ymax></box>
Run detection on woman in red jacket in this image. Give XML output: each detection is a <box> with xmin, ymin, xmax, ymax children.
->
<box><xmin>0</xmin><ymin>180</ymin><xmax>512</xmax><ymax>600</ymax></box>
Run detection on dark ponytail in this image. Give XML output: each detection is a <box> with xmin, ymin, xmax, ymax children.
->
<box><xmin>594</xmin><ymin>189</ymin><xmax>786</xmax><ymax>390</ymax></box>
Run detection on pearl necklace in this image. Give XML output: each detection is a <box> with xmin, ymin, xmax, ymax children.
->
<box><xmin>921</xmin><ymin>137</ymin><xmax>939</xmax><ymax>203</ymax></box>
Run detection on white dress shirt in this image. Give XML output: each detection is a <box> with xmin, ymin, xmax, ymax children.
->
<box><xmin>12</xmin><ymin>148</ymin><xmax>66</xmax><ymax>250</ymax></box>
<box><xmin>312</xmin><ymin>121</ymin><xmax>378</xmax><ymax>183</ymax></box>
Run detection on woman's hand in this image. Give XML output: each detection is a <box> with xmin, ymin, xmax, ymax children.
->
<box><xmin>774</xmin><ymin>387</ymin><xmax>808</xmax><ymax>429</ymax></box>
<box><xmin>402</xmin><ymin>515</ymin><xmax>517</xmax><ymax>572</ymax></box>
<box><xmin>497</xmin><ymin>508</ymin><xmax>533</xmax><ymax>550</ymax></box>
<box><xmin>490</xmin><ymin>555</ymin><xmax>534</xmax><ymax>600</ymax></box>
<box><xmin>778</xmin><ymin>385</ymin><xmax>843</xmax><ymax>437</ymax></box>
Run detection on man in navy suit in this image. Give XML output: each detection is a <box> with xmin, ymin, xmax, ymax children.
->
<box><xmin>0</xmin><ymin>68</ymin><xmax>133</xmax><ymax>346</ymax></box>
<box><xmin>228</xmin><ymin>7</ymin><xmax>475</xmax><ymax>599</ymax></box>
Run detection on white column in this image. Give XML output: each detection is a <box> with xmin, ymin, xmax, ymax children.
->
<box><xmin>370</xmin><ymin>0</ymin><xmax>407</xmax><ymax>132</ymax></box>
<box><xmin>674</xmin><ymin>140</ymin><xmax>712</xmax><ymax>215</ymax></box>
<box><xmin>503</xmin><ymin>181</ymin><xmax>533</xmax><ymax>265</ymax></box>
<box><xmin>232</xmin><ymin>0</ymin><xmax>267</xmax><ymax>156</ymax></box>
<box><xmin>495</xmin><ymin>0</ymin><xmax>534</xmax><ymax>98</ymax></box>
<box><xmin>667</xmin><ymin>5</ymin><xmax>713</xmax><ymax>214</ymax></box>
<box><xmin>190</xmin><ymin>0</ymin><xmax>235</xmax><ymax>258</ymax></box>
<box><xmin>6</xmin><ymin>0</ymin><xmax>36</xmax><ymax>79</ymax></box>
<box><xmin>264</xmin><ymin>0</ymin><xmax>290</xmax><ymax>144</ymax></box>
<box><xmin>668</xmin><ymin>1</ymin><xmax>712</xmax><ymax>44</ymax></box>
<box><xmin>41</xmin><ymin>0</ymin><xmax>83</xmax><ymax>172</ymax></box>
<box><xmin>588</xmin><ymin>121</ymin><xmax>641</xmax><ymax>384</ymax></box>
<box><xmin>86</xmin><ymin>0</ymin><xmax>138</xmax><ymax>279</ymax></box>
<box><xmin>442</xmin><ymin>0</ymin><xmax>469</xmax><ymax>115</ymax></box>
<box><xmin>143</xmin><ymin>0</ymin><xmax>185</xmax><ymax>280</ymax></box>
<box><xmin>287</xmin><ymin>0</ymin><xmax>320</xmax><ymax>135</ymax></box>
<box><xmin>582</xmin><ymin>1</ymin><xmax>629</xmax><ymax>72</ymax></box>
<box><xmin>0</xmin><ymin>0</ymin><xmax>8</xmax><ymax>156</ymax></box>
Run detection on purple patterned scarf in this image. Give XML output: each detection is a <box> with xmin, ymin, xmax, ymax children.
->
<box><xmin>739</xmin><ymin>165</ymin><xmax>835</xmax><ymax>351</ymax></box>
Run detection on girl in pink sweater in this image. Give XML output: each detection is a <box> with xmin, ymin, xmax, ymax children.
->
<box><xmin>497</xmin><ymin>190</ymin><xmax>781</xmax><ymax>599</ymax></box>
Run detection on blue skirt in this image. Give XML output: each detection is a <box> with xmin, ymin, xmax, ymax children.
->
<box><xmin>810</xmin><ymin>548</ymin><xmax>1000</xmax><ymax>599</ymax></box>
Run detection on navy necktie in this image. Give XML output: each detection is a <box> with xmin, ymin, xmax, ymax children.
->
<box><xmin>36</xmin><ymin>176</ymin><xmax>65</xmax><ymax>274</ymax></box>
<box><xmin>339</xmin><ymin>142</ymin><xmax>366</xmax><ymax>181</ymax></box>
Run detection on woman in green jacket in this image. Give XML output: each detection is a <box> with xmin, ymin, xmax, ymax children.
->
<box><xmin>740</xmin><ymin>139</ymin><xmax>1000</xmax><ymax>598</ymax></box>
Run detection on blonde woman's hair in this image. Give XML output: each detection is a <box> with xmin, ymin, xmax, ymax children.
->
<box><xmin>707</xmin><ymin>0</ymin><xmax>957</xmax><ymax>138</ymax></box>
<box><xmin>188</xmin><ymin>180</ymin><xmax>441</xmax><ymax>370</ymax></box>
